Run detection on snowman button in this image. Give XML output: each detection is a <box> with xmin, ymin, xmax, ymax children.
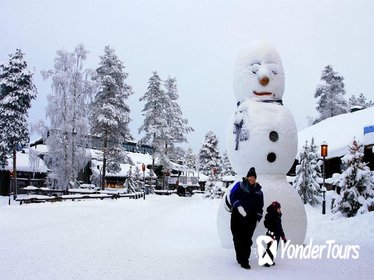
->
<box><xmin>267</xmin><ymin>152</ymin><xmax>276</xmax><ymax>162</ymax></box>
<box><xmin>269</xmin><ymin>131</ymin><xmax>279</xmax><ymax>142</ymax></box>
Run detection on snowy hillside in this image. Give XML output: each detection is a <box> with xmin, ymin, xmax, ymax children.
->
<box><xmin>298</xmin><ymin>107</ymin><xmax>374</xmax><ymax>159</ymax></box>
<box><xmin>0</xmin><ymin>194</ymin><xmax>373</xmax><ymax>280</ymax></box>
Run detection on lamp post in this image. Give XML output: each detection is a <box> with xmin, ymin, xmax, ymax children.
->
<box><xmin>9</xmin><ymin>171</ymin><xmax>13</xmax><ymax>205</ymax></box>
<box><xmin>142</xmin><ymin>163</ymin><xmax>146</xmax><ymax>200</ymax></box>
<box><xmin>97</xmin><ymin>165</ymin><xmax>102</xmax><ymax>190</ymax></box>
<box><xmin>321</xmin><ymin>142</ymin><xmax>328</xmax><ymax>215</ymax></box>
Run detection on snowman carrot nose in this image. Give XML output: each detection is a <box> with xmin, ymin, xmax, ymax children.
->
<box><xmin>259</xmin><ymin>76</ymin><xmax>269</xmax><ymax>86</ymax></box>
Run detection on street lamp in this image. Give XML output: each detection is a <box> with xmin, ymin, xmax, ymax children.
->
<box><xmin>9</xmin><ymin>171</ymin><xmax>13</xmax><ymax>205</ymax></box>
<box><xmin>321</xmin><ymin>142</ymin><xmax>328</xmax><ymax>215</ymax></box>
<box><xmin>142</xmin><ymin>163</ymin><xmax>146</xmax><ymax>200</ymax></box>
<box><xmin>97</xmin><ymin>165</ymin><xmax>102</xmax><ymax>190</ymax></box>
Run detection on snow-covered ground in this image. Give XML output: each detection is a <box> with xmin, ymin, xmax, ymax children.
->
<box><xmin>0</xmin><ymin>193</ymin><xmax>373</xmax><ymax>280</ymax></box>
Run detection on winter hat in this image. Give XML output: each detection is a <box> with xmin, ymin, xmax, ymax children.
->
<box><xmin>271</xmin><ymin>201</ymin><xmax>281</xmax><ymax>210</ymax></box>
<box><xmin>247</xmin><ymin>167</ymin><xmax>257</xmax><ymax>178</ymax></box>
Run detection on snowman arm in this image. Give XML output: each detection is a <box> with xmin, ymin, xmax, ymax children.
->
<box><xmin>233</xmin><ymin>113</ymin><xmax>249</xmax><ymax>150</ymax></box>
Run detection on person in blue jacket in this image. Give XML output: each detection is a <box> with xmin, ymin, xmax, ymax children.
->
<box><xmin>229</xmin><ymin>167</ymin><xmax>264</xmax><ymax>269</ymax></box>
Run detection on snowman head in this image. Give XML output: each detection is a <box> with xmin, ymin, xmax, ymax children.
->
<box><xmin>234</xmin><ymin>40</ymin><xmax>285</xmax><ymax>104</ymax></box>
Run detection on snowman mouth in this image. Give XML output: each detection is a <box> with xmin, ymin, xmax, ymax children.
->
<box><xmin>254</xmin><ymin>91</ymin><xmax>273</xmax><ymax>96</ymax></box>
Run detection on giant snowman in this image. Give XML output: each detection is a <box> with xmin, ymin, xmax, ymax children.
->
<box><xmin>217</xmin><ymin>40</ymin><xmax>307</xmax><ymax>248</ymax></box>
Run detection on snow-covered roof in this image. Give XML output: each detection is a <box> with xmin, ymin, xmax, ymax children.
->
<box><xmin>91</xmin><ymin>159</ymin><xmax>156</xmax><ymax>178</ymax></box>
<box><xmin>298</xmin><ymin>106</ymin><xmax>374</xmax><ymax>159</ymax></box>
<box><xmin>126</xmin><ymin>151</ymin><xmax>153</xmax><ymax>165</ymax></box>
<box><xmin>2</xmin><ymin>149</ymin><xmax>48</xmax><ymax>173</ymax></box>
<box><xmin>30</xmin><ymin>144</ymin><xmax>49</xmax><ymax>154</ymax></box>
<box><xmin>222</xmin><ymin>175</ymin><xmax>236</xmax><ymax>182</ymax></box>
<box><xmin>197</xmin><ymin>173</ymin><xmax>209</xmax><ymax>182</ymax></box>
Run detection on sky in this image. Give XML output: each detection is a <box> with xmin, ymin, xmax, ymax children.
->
<box><xmin>1</xmin><ymin>0</ymin><xmax>374</xmax><ymax>153</ymax></box>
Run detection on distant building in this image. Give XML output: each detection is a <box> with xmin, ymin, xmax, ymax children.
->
<box><xmin>0</xmin><ymin>149</ymin><xmax>48</xmax><ymax>196</ymax></box>
<box><xmin>291</xmin><ymin>107</ymin><xmax>374</xmax><ymax>179</ymax></box>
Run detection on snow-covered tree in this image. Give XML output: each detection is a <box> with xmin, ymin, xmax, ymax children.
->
<box><xmin>185</xmin><ymin>147</ymin><xmax>197</xmax><ymax>169</ymax></box>
<box><xmin>123</xmin><ymin>166</ymin><xmax>137</xmax><ymax>194</ymax></box>
<box><xmin>198</xmin><ymin>131</ymin><xmax>221</xmax><ymax>176</ymax></box>
<box><xmin>173</xmin><ymin>146</ymin><xmax>186</xmax><ymax>163</ymax></box>
<box><xmin>293</xmin><ymin>138</ymin><xmax>322</xmax><ymax>206</ymax></box>
<box><xmin>139</xmin><ymin>71</ymin><xmax>169</xmax><ymax>169</ymax></box>
<box><xmin>164</xmin><ymin>77</ymin><xmax>193</xmax><ymax>161</ymax></box>
<box><xmin>42</xmin><ymin>44</ymin><xmax>94</xmax><ymax>190</ymax></box>
<box><xmin>203</xmin><ymin>172</ymin><xmax>223</xmax><ymax>199</ymax></box>
<box><xmin>133</xmin><ymin>165</ymin><xmax>144</xmax><ymax>192</ymax></box>
<box><xmin>139</xmin><ymin>74</ymin><xmax>193</xmax><ymax>174</ymax></box>
<box><xmin>90</xmin><ymin>46</ymin><xmax>134</xmax><ymax>188</ymax></box>
<box><xmin>0</xmin><ymin>49</ymin><xmax>37</xmax><ymax>196</ymax></box>
<box><xmin>221</xmin><ymin>151</ymin><xmax>236</xmax><ymax>176</ymax></box>
<box><xmin>144</xmin><ymin>169</ymin><xmax>157</xmax><ymax>194</ymax></box>
<box><xmin>332</xmin><ymin>139</ymin><xmax>374</xmax><ymax>217</ymax></box>
<box><xmin>349</xmin><ymin>93</ymin><xmax>374</xmax><ymax>110</ymax></box>
<box><xmin>314</xmin><ymin>65</ymin><xmax>349</xmax><ymax>124</ymax></box>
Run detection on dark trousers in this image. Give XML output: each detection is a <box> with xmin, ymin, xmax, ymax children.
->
<box><xmin>230</xmin><ymin>210</ymin><xmax>257</xmax><ymax>265</ymax></box>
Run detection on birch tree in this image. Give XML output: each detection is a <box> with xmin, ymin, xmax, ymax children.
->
<box><xmin>42</xmin><ymin>44</ymin><xmax>94</xmax><ymax>190</ymax></box>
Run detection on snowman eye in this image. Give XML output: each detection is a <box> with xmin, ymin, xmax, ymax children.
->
<box><xmin>272</xmin><ymin>70</ymin><xmax>277</xmax><ymax>75</ymax></box>
<box><xmin>250</xmin><ymin>62</ymin><xmax>260</xmax><ymax>74</ymax></box>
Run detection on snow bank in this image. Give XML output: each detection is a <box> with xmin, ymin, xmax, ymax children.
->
<box><xmin>0</xmin><ymin>194</ymin><xmax>373</xmax><ymax>280</ymax></box>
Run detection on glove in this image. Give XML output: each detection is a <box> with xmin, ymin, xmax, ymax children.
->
<box><xmin>237</xmin><ymin>206</ymin><xmax>247</xmax><ymax>217</ymax></box>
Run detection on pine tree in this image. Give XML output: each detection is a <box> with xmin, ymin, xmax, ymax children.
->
<box><xmin>133</xmin><ymin>165</ymin><xmax>144</xmax><ymax>192</ymax></box>
<box><xmin>164</xmin><ymin>77</ymin><xmax>193</xmax><ymax>162</ymax></box>
<box><xmin>139</xmin><ymin>74</ymin><xmax>193</xmax><ymax>174</ymax></box>
<box><xmin>185</xmin><ymin>147</ymin><xmax>197</xmax><ymax>169</ymax></box>
<box><xmin>42</xmin><ymin>44</ymin><xmax>94</xmax><ymax>190</ymax></box>
<box><xmin>221</xmin><ymin>151</ymin><xmax>236</xmax><ymax>176</ymax></box>
<box><xmin>198</xmin><ymin>131</ymin><xmax>221</xmax><ymax>176</ymax></box>
<box><xmin>139</xmin><ymin>71</ymin><xmax>170</xmax><ymax>172</ymax></box>
<box><xmin>293</xmin><ymin>139</ymin><xmax>322</xmax><ymax>206</ymax></box>
<box><xmin>332</xmin><ymin>139</ymin><xmax>374</xmax><ymax>217</ymax></box>
<box><xmin>90</xmin><ymin>46</ymin><xmax>134</xmax><ymax>189</ymax></box>
<box><xmin>0</xmin><ymin>49</ymin><xmax>37</xmax><ymax>196</ymax></box>
<box><xmin>349</xmin><ymin>93</ymin><xmax>374</xmax><ymax>110</ymax></box>
<box><xmin>144</xmin><ymin>169</ymin><xmax>157</xmax><ymax>194</ymax></box>
<box><xmin>173</xmin><ymin>146</ymin><xmax>187</xmax><ymax>163</ymax></box>
<box><xmin>203</xmin><ymin>172</ymin><xmax>223</xmax><ymax>199</ymax></box>
<box><xmin>314</xmin><ymin>65</ymin><xmax>349</xmax><ymax>124</ymax></box>
<box><xmin>123</xmin><ymin>166</ymin><xmax>137</xmax><ymax>194</ymax></box>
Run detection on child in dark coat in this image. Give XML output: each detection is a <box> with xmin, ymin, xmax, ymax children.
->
<box><xmin>263</xmin><ymin>201</ymin><xmax>287</xmax><ymax>267</ymax></box>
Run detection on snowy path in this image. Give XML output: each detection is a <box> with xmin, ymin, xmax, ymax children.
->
<box><xmin>0</xmin><ymin>195</ymin><xmax>373</xmax><ymax>280</ymax></box>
